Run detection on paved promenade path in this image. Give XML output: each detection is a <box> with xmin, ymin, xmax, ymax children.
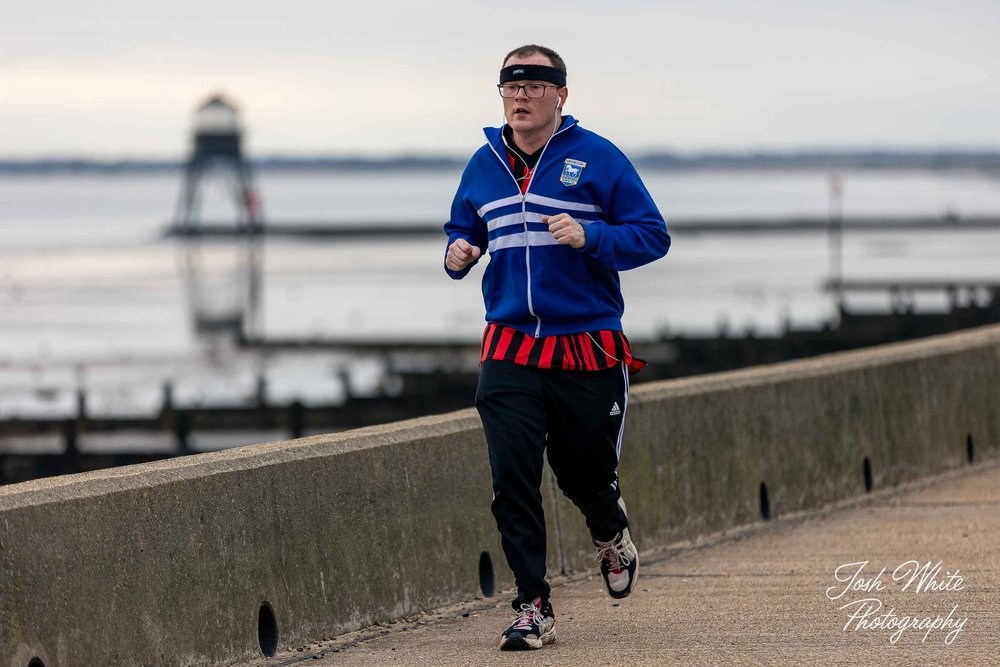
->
<box><xmin>259</xmin><ymin>461</ymin><xmax>1000</xmax><ymax>666</ymax></box>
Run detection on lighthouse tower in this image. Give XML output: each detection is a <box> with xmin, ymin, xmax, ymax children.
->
<box><xmin>174</xmin><ymin>93</ymin><xmax>262</xmax><ymax>341</ymax></box>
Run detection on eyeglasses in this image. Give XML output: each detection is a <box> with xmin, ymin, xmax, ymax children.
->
<box><xmin>497</xmin><ymin>83</ymin><xmax>558</xmax><ymax>99</ymax></box>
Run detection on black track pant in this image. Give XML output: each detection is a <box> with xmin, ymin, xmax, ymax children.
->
<box><xmin>475</xmin><ymin>359</ymin><xmax>630</xmax><ymax>609</ymax></box>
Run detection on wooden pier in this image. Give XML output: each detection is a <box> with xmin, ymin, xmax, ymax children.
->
<box><xmin>163</xmin><ymin>214</ymin><xmax>1000</xmax><ymax>240</ymax></box>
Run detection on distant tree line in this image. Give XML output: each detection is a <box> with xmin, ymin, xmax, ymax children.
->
<box><xmin>3</xmin><ymin>150</ymin><xmax>1000</xmax><ymax>175</ymax></box>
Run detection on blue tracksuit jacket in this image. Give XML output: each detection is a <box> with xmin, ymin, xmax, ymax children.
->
<box><xmin>444</xmin><ymin>115</ymin><xmax>670</xmax><ymax>338</ymax></box>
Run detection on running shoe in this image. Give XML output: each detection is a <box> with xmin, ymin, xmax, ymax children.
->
<box><xmin>499</xmin><ymin>597</ymin><xmax>556</xmax><ymax>650</ymax></box>
<box><xmin>594</xmin><ymin>527</ymin><xmax>639</xmax><ymax>599</ymax></box>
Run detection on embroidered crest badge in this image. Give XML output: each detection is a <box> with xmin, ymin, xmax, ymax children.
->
<box><xmin>560</xmin><ymin>158</ymin><xmax>587</xmax><ymax>186</ymax></box>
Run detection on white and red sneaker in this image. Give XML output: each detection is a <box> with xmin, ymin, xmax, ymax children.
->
<box><xmin>594</xmin><ymin>526</ymin><xmax>639</xmax><ymax>599</ymax></box>
<box><xmin>499</xmin><ymin>597</ymin><xmax>556</xmax><ymax>650</ymax></box>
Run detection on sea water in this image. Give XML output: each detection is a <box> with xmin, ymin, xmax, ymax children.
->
<box><xmin>1</xmin><ymin>168</ymin><xmax>997</xmax><ymax>420</ymax></box>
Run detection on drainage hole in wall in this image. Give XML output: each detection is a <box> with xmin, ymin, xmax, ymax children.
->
<box><xmin>258</xmin><ymin>601</ymin><xmax>278</xmax><ymax>657</ymax></box>
<box><xmin>479</xmin><ymin>551</ymin><xmax>495</xmax><ymax>597</ymax></box>
<box><xmin>28</xmin><ymin>659</ymin><xmax>46</xmax><ymax>667</ymax></box>
<box><xmin>759</xmin><ymin>482</ymin><xmax>771</xmax><ymax>521</ymax></box>
<box><xmin>967</xmin><ymin>434</ymin><xmax>975</xmax><ymax>464</ymax></box>
<box><xmin>863</xmin><ymin>457</ymin><xmax>873</xmax><ymax>493</ymax></box>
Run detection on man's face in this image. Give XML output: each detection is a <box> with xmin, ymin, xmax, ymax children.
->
<box><xmin>502</xmin><ymin>53</ymin><xmax>568</xmax><ymax>135</ymax></box>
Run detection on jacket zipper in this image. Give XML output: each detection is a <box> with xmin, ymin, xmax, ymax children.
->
<box><xmin>488</xmin><ymin>120</ymin><xmax>576</xmax><ymax>338</ymax></box>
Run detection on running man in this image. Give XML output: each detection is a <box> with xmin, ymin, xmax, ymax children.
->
<box><xmin>443</xmin><ymin>44</ymin><xmax>671</xmax><ymax>651</ymax></box>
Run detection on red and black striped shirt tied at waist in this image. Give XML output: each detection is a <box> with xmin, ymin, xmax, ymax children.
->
<box><xmin>480</xmin><ymin>324</ymin><xmax>647</xmax><ymax>374</ymax></box>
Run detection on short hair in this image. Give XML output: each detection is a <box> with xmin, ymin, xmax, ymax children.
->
<box><xmin>502</xmin><ymin>45</ymin><xmax>567</xmax><ymax>75</ymax></box>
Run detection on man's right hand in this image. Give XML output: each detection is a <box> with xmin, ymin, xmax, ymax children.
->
<box><xmin>446</xmin><ymin>238</ymin><xmax>482</xmax><ymax>272</ymax></box>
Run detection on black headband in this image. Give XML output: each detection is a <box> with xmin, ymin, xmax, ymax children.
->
<box><xmin>499</xmin><ymin>64</ymin><xmax>566</xmax><ymax>87</ymax></box>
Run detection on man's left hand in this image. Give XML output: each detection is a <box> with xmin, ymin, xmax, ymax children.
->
<box><xmin>542</xmin><ymin>213</ymin><xmax>586</xmax><ymax>249</ymax></box>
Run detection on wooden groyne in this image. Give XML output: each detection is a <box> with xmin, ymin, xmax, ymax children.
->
<box><xmin>163</xmin><ymin>214</ymin><xmax>1000</xmax><ymax>239</ymax></box>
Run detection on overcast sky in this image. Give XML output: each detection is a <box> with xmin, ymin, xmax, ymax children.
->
<box><xmin>2</xmin><ymin>0</ymin><xmax>997</xmax><ymax>157</ymax></box>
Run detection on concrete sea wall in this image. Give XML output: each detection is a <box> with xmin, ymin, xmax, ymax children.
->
<box><xmin>2</xmin><ymin>325</ymin><xmax>998</xmax><ymax>666</ymax></box>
